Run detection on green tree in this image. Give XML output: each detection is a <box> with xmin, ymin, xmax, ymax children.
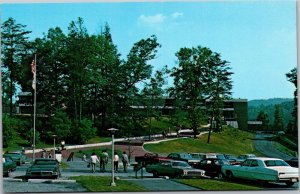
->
<box><xmin>141</xmin><ymin>66</ymin><xmax>169</xmax><ymax>139</ymax></box>
<box><xmin>256</xmin><ymin>110</ymin><xmax>269</xmax><ymax>130</ymax></box>
<box><xmin>65</xmin><ymin>17</ymin><xmax>93</xmax><ymax>123</ymax></box>
<box><xmin>170</xmin><ymin>46</ymin><xmax>233</xmax><ymax>139</ymax></box>
<box><xmin>85</xmin><ymin>24</ymin><xmax>121</xmax><ymax>134</ymax></box>
<box><xmin>49</xmin><ymin>109</ymin><xmax>72</xmax><ymax>141</ymax></box>
<box><xmin>286</xmin><ymin>67</ymin><xmax>297</xmax><ymax>136</ymax></box>
<box><xmin>273</xmin><ymin>105</ymin><xmax>284</xmax><ymax>131</ymax></box>
<box><xmin>1</xmin><ymin>17</ymin><xmax>31</xmax><ymax>115</ymax></box>
<box><xmin>73</xmin><ymin>118</ymin><xmax>97</xmax><ymax>144</ymax></box>
<box><xmin>116</xmin><ymin>35</ymin><xmax>161</xmax><ymax>135</ymax></box>
<box><xmin>32</xmin><ymin>27</ymin><xmax>68</xmax><ymax>115</ymax></box>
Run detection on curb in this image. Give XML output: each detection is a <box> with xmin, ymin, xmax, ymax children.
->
<box><xmin>27</xmin><ymin>179</ymin><xmax>76</xmax><ymax>183</ymax></box>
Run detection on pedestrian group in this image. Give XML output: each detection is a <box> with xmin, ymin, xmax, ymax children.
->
<box><xmin>85</xmin><ymin>150</ymin><xmax>129</xmax><ymax>173</ymax></box>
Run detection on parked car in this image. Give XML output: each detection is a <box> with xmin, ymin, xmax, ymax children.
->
<box><xmin>194</xmin><ymin>158</ymin><xmax>230</xmax><ymax>179</ymax></box>
<box><xmin>178</xmin><ymin>129</ymin><xmax>200</xmax><ymax>137</ymax></box>
<box><xmin>221</xmin><ymin>157</ymin><xmax>299</xmax><ymax>187</ymax></box>
<box><xmin>167</xmin><ymin>153</ymin><xmax>199</xmax><ymax>167</ymax></box>
<box><xmin>190</xmin><ymin>153</ymin><xmax>218</xmax><ymax>160</ymax></box>
<box><xmin>3</xmin><ymin>152</ymin><xmax>27</xmax><ymax>166</ymax></box>
<box><xmin>135</xmin><ymin>153</ymin><xmax>169</xmax><ymax>167</ymax></box>
<box><xmin>285</xmin><ymin>157</ymin><xmax>298</xmax><ymax>168</ymax></box>
<box><xmin>146</xmin><ymin>159</ymin><xmax>205</xmax><ymax>178</ymax></box>
<box><xmin>235</xmin><ymin>154</ymin><xmax>256</xmax><ymax>163</ymax></box>
<box><xmin>224</xmin><ymin>154</ymin><xmax>240</xmax><ymax>165</ymax></box>
<box><xmin>3</xmin><ymin>156</ymin><xmax>17</xmax><ymax>177</ymax></box>
<box><xmin>25</xmin><ymin>158</ymin><xmax>61</xmax><ymax>179</ymax></box>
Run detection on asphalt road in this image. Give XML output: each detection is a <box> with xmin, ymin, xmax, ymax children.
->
<box><xmin>254</xmin><ymin>133</ymin><xmax>293</xmax><ymax>160</ymax></box>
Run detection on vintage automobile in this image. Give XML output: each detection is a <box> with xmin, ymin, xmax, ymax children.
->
<box><xmin>167</xmin><ymin>153</ymin><xmax>200</xmax><ymax>167</ymax></box>
<box><xmin>224</xmin><ymin>154</ymin><xmax>240</xmax><ymax>165</ymax></box>
<box><xmin>146</xmin><ymin>159</ymin><xmax>205</xmax><ymax>178</ymax></box>
<box><xmin>190</xmin><ymin>153</ymin><xmax>218</xmax><ymax>160</ymax></box>
<box><xmin>194</xmin><ymin>158</ymin><xmax>230</xmax><ymax>179</ymax></box>
<box><xmin>135</xmin><ymin>153</ymin><xmax>168</xmax><ymax>167</ymax></box>
<box><xmin>3</xmin><ymin>152</ymin><xmax>27</xmax><ymax>166</ymax></box>
<box><xmin>235</xmin><ymin>154</ymin><xmax>256</xmax><ymax>163</ymax></box>
<box><xmin>3</xmin><ymin>156</ymin><xmax>17</xmax><ymax>177</ymax></box>
<box><xmin>221</xmin><ymin>157</ymin><xmax>299</xmax><ymax>186</ymax></box>
<box><xmin>25</xmin><ymin>158</ymin><xmax>61</xmax><ymax>179</ymax></box>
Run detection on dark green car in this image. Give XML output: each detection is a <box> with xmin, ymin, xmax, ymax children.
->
<box><xmin>146</xmin><ymin>159</ymin><xmax>205</xmax><ymax>178</ymax></box>
<box><xmin>3</xmin><ymin>156</ymin><xmax>17</xmax><ymax>177</ymax></box>
<box><xmin>3</xmin><ymin>152</ymin><xmax>27</xmax><ymax>166</ymax></box>
<box><xmin>26</xmin><ymin>158</ymin><xmax>61</xmax><ymax>179</ymax></box>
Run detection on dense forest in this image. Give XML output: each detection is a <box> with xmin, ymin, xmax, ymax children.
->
<box><xmin>248</xmin><ymin>98</ymin><xmax>294</xmax><ymax>129</ymax></box>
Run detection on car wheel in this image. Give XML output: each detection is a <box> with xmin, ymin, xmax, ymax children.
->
<box><xmin>226</xmin><ymin>171</ymin><xmax>234</xmax><ymax>180</ymax></box>
<box><xmin>285</xmin><ymin>182</ymin><xmax>294</xmax><ymax>187</ymax></box>
<box><xmin>217</xmin><ymin>173</ymin><xmax>224</xmax><ymax>180</ymax></box>
<box><xmin>153</xmin><ymin>171</ymin><xmax>159</xmax><ymax>178</ymax></box>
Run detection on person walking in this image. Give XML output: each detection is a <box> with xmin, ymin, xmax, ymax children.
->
<box><xmin>103</xmin><ymin>150</ymin><xmax>109</xmax><ymax>169</ymax></box>
<box><xmin>113</xmin><ymin>152</ymin><xmax>119</xmax><ymax>172</ymax></box>
<box><xmin>41</xmin><ymin>149</ymin><xmax>46</xmax><ymax>158</ymax></box>
<box><xmin>90</xmin><ymin>152</ymin><xmax>100</xmax><ymax>173</ymax></box>
<box><xmin>100</xmin><ymin>150</ymin><xmax>108</xmax><ymax>172</ymax></box>
<box><xmin>121</xmin><ymin>151</ymin><xmax>129</xmax><ymax>172</ymax></box>
<box><xmin>82</xmin><ymin>153</ymin><xmax>87</xmax><ymax>161</ymax></box>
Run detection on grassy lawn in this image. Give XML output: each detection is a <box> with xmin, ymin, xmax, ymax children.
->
<box><xmin>273</xmin><ymin>142</ymin><xmax>297</xmax><ymax>157</ymax></box>
<box><xmin>86</xmin><ymin>137</ymin><xmax>112</xmax><ymax>144</ymax></box>
<box><xmin>71</xmin><ymin>176</ymin><xmax>147</xmax><ymax>192</ymax></box>
<box><xmin>177</xmin><ymin>179</ymin><xmax>263</xmax><ymax>191</ymax></box>
<box><xmin>144</xmin><ymin>127</ymin><xmax>262</xmax><ymax>156</ymax></box>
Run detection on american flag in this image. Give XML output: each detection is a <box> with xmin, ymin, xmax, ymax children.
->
<box><xmin>31</xmin><ymin>59</ymin><xmax>36</xmax><ymax>90</ymax></box>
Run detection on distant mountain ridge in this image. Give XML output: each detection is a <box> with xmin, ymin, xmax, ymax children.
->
<box><xmin>248</xmin><ymin>98</ymin><xmax>293</xmax><ymax>107</ymax></box>
<box><xmin>248</xmin><ymin>98</ymin><xmax>294</xmax><ymax>128</ymax></box>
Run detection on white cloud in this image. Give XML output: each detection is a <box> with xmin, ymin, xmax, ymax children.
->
<box><xmin>172</xmin><ymin>12</ymin><xmax>183</xmax><ymax>19</ymax></box>
<box><xmin>138</xmin><ymin>14</ymin><xmax>166</xmax><ymax>27</ymax></box>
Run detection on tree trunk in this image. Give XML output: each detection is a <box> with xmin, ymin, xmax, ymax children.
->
<box><xmin>10</xmin><ymin>69</ymin><xmax>13</xmax><ymax>116</ymax></box>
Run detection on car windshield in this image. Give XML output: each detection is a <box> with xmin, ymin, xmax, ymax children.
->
<box><xmin>173</xmin><ymin>161</ymin><xmax>190</xmax><ymax>168</ymax></box>
<box><xmin>264</xmin><ymin>160</ymin><xmax>289</xmax><ymax>167</ymax></box>
<box><xmin>180</xmin><ymin>154</ymin><xmax>193</xmax><ymax>159</ymax></box>
<box><xmin>191</xmin><ymin>154</ymin><xmax>200</xmax><ymax>159</ymax></box>
<box><xmin>216</xmin><ymin>155</ymin><xmax>226</xmax><ymax>159</ymax></box>
<box><xmin>226</xmin><ymin>155</ymin><xmax>236</xmax><ymax>159</ymax></box>
<box><xmin>219</xmin><ymin>160</ymin><xmax>230</xmax><ymax>165</ymax></box>
<box><xmin>35</xmin><ymin>160</ymin><xmax>57</xmax><ymax>165</ymax></box>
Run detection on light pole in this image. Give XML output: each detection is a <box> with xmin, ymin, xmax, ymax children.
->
<box><xmin>107</xmin><ymin>128</ymin><xmax>118</xmax><ymax>187</ymax></box>
<box><xmin>52</xmin><ymin>135</ymin><xmax>57</xmax><ymax>160</ymax></box>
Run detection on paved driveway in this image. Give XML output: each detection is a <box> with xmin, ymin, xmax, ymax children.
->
<box><xmin>254</xmin><ymin>133</ymin><xmax>293</xmax><ymax>160</ymax></box>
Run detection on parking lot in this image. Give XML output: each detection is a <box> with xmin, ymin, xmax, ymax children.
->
<box><xmin>3</xmin><ymin>155</ymin><xmax>299</xmax><ymax>193</ymax></box>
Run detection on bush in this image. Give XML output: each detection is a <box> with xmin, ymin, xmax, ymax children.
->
<box><xmin>73</xmin><ymin>118</ymin><xmax>97</xmax><ymax>144</ymax></box>
<box><xmin>50</xmin><ymin>109</ymin><xmax>72</xmax><ymax>141</ymax></box>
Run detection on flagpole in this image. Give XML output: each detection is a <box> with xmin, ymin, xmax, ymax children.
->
<box><xmin>33</xmin><ymin>54</ymin><xmax>37</xmax><ymax>161</ymax></box>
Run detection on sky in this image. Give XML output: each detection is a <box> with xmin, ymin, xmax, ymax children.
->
<box><xmin>1</xmin><ymin>0</ymin><xmax>298</xmax><ymax>100</ymax></box>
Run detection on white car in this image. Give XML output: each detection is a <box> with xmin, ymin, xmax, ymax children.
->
<box><xmin>221</xmin><ymin>157</ymin><xmax>299</xmax><ymax>186</ymax></box>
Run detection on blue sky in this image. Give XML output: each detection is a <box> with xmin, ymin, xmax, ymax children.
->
<box><xmin>1</xmin><ymin>1</ymin><xmax>297</xmax><ymax>100</ymax></box>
